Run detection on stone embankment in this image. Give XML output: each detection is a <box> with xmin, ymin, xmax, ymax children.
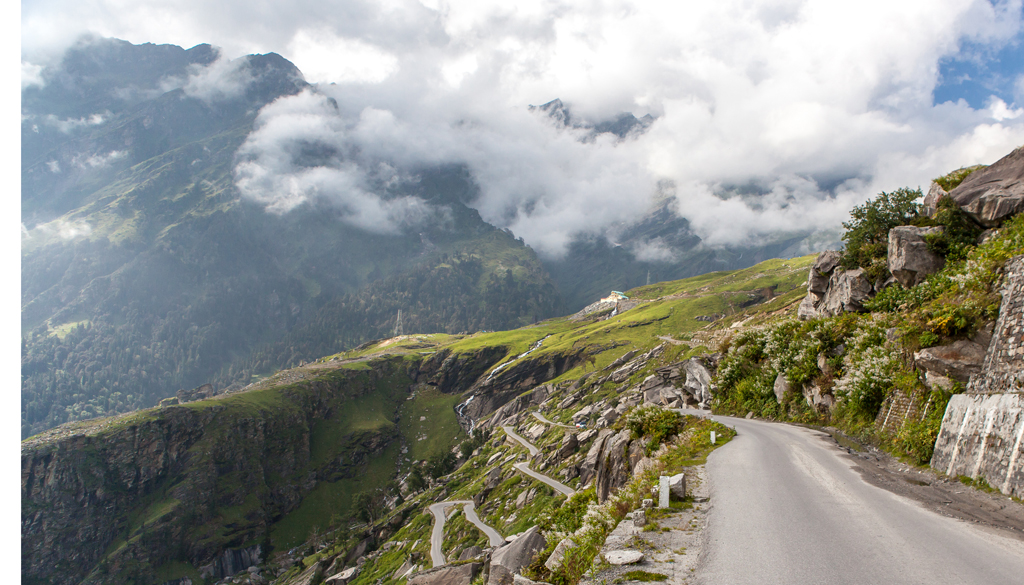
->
<box><xmin>932</xmin><ymin>255</ymin><xmax>1024</xmax><ymax>498</ymax></box>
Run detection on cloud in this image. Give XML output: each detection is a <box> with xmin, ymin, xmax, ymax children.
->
<box><xmin>233</xmin><ymin>90</ymin><xmax>441</xmax><ymax>233</ymax></box>
<box><xmin>23</xmin><ymin>218</ymin><xmax>93</xmax><ymax>241</ymax></box>
<box><xmin>21</xmin><ymin>0</ymin><xmax>1024</xmax><ymax>257</ymax></box>
<box><xmin>174</xmin><ymin>55</ymin><xmax>254</xmax><ymax>102</ymax></box>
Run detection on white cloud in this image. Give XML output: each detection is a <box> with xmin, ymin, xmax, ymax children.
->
<box><xmin>21</xmin><ymin>0</ymin><xmax>1024</xmax><ymax>256</ymax></box>
<box><xmin>287</xmin><ymin>29</ymin><xmax>399</xmax><ymax>85</ymax></box>
<box><xmin>174</xmin><ymin>56</ymin><xmax>254</xmax><ymax>102</ymax></box>
<box><xmin>22</xmin><ymin>62</ymin><xmax>45</xmax><ymax>89</ymax></box>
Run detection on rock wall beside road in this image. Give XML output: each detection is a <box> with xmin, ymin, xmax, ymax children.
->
<box><xmin>931</xmin><ymin>255</ymin><xmax>1024</xmax><ymax>498</ymax></box>
<box><xmin>931</xmin><ymin>393</ymin><xmax>1024</xmax><ymax>498</ymax></box>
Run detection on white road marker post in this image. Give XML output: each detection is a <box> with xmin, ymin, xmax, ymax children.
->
<box><xmin>711</xmin><ymin>431</ymin><xmax>716</xmax><ymax>444</ymax></box>
<box><xmin>659</xmin><ymin>475</ymin><xmax>670</xmax><ymax>508</ymax></box>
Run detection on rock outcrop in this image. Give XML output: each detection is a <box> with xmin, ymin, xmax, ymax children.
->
<box><xmin>948</xmin><ymin>146</ymin><xmax>1024</xmax><ymax>227</ymax></box>
<box><xmin>488</xmin><ymin>526</ymin><xmax>547</xmax><ymax>585</ymax></box>
<box><xmin>913</xmin><ymin>340</ymin><xmax>986</xmax><ymax>383</ymax></box>
<box><xmin>408</xmin><ymin>562</ymin><xmax>483</xmax><ymax>585</ymax></box>
<box><xmin>931</xmin><ymin>255</ymin><xmax>1024</xmax><ymax>499</ymax></box>
<box><xmin>888</xmin><ymin>226</ymin><xmax>945</xmax><ymax>287</ymax></box>
<box><xmin>799</xmin><ymin>251</ymin><xmax>875</xmax><ymax>319</ymax></box>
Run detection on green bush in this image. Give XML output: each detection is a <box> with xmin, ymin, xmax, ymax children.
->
<box><xmin>624</xmin><ymin>406</ymin><xmax>684</xmax><ymax>452</ymax></box>
<box><xmin>923</xmin><ymin>196</ymin><xmax>982</xmax><ymax>261</ymax></box>
<box><xmin>933</xmin><ymin>165</ymin><xmax>985</xmax><ymax>191</ymax></box>
<box><xmin>840</xmin><ymin>187</ymin><xmax>922</xmax><ymax>277</ymax></box>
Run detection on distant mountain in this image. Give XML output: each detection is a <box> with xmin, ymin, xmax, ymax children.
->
<box><xmin>21</xmin><ymin>38</ymin><xmax>563</xmax><ymax>438</ymax></box>
<box><xmin>21</xmin><ymin>39</ymin><xmax>805</xmax><ymax>439</ymax></box>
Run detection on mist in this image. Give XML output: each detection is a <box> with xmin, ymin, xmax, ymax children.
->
<box><xmin>22</xmin><ymin>0</ymin><xmax>1024</xmax><ymax>258</ymax></box>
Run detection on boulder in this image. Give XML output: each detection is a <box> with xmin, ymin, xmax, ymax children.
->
<box><xmin>488</xmin><ymin>526</ymin><xmax>547</xmax><ymax>585</ymax></box>
<box><xmin>820</xmin><ymin>268</ymin><xmax>874</xmax><ymax>315</ymax></box>
<box><xmin>409</xmin><ymin>562</ymin><xmax>482</xmax><ymax>585</ymax></box>
<box><xmin>809</xmin><ymin>250</ymin><xmax>843</xmax><ymax>294</ymax></box>
<box><xmin>633</xmin><ymin>509</ymin><xmax>647</xmax><ymax>527</ymax></box>
<box><xmin>797</xmin><ymin>294</ymin><xmax>821</xmax><ymax>320</ymax></box>
<box><xmin>577</xmin><ymin>429</ymin><xmax>598</xmax><ymax>444</ymax></box>
<box><xmin>513</xmin><ymin>575</ymin><xmax>554</xmax><ymax>585</ymax></box>
<box><xmin>578</xmin><ymin>430</ymin><xmax>613</xmax><ymax>485</ymax></box>
<box><xmin>595</xmin><ymin>429</ymin><xmax>634</xmax><ymax>503</ymax></box>
<box><xmin>802</xmin><ymin>383</ymin><xmax>835</xmax><ymax>413</ymax></box>
<box><xmin>949</xmin><ymin>147</ymin><xmax>1024</xmax><ymax>227</ymax></box>
<box><xmin>914</xmin><ymin>340</ymin><xmax>986</xmax><ymax>383</ymax></box>
<box><xmin>524</xmin><ymin>423</ymin><xmax>546</xmax><ymax>441</ymax></box>
<box><xmin>605</xmin><ymin>550</ymin><xmax>644</xmax><ymax>565</ymax></box>
<box><xmin>888</xmin><ymin>226</ymin><xmax>946</xmax><ymax>287</ymax></box>
<box><xmin>391</xmin><ymin>560</ymin><xmax>419</xmax><ymax>581</ymax></box>
<box><xmin>543</xmin><ymin>538</ymin><xmax>577</xmax><ymax>572</ymax></box>
<box><xmin>324</xmin><ymin>566</ymin><xmax>360</xmax><ymax>584</ymax></box>
<box><xmin>600</xmin><ymin>408</ymin><xmax>619</xmax><ymax>424</ymax></box>
<box><xmin>668</xmin><ymin>473</ymin><xmax>686</xmax><ymax>499</ymax></box>
<box><xmin>922</xmin><ymin>181</ymin><xmax>948</xmax><ymax>217</ymax></box>
<box><xmin>682</xmin><ymin>357</ymin><xmax>717</xmax><ymax>407</ymax></box>
<box><xmin>459</xmin><ymin>546</ymin><xmax>484</xmax><ymax>561</ymax></box>
<box><xmin>773</xmin><ymin>373</ymin><xmax>791</xmax><ymax>404</ymax></box>
<box><xmin>485</xmin><ymin>466</ymin><xmax>503</xmax><ymax>490</ymax></box>
<box><xmin>557</xmin><ymin>434</ymin><xmax>579</xmax><ymax>460</ymax></box>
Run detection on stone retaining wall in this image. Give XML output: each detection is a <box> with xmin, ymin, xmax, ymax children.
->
<box><xmin>931</xmin><ymin>255</ymin><xmax>1024</xmax><ymax>497</ymax></box>
<box><xmin>969</xmin><ymin>255</ymin><xmax>1024</xmax><ymax>394</ymax></box>
<box><xmin>930</xmin><ymin>393</ymin><xmax>1024</xmax><ymax>498</ymax></box>
<box><xmin>875</xmin><ymin>388</ymin><xmax>932</xmax><ymax>435</ymax></box>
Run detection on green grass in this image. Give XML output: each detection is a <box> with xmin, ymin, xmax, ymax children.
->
<box><xmin>399</xmin><ymin>387</ymin><xmax>467</xmax><ymax>462</ymax></box>
<box><xmin>270</xmin><ymin>441</ymin><xmax>402</xmax><ymax>550</ymax></box>
<box><xmin>616</xmin><ymin>570</ymin><xmax>667</xmax><ymax>582</ymax></box>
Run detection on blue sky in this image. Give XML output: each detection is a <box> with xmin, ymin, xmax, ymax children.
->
<box><xmin>936</xmin><ymin>32</ymin><xmax>1024</xmax><ymax>107</ymax></box>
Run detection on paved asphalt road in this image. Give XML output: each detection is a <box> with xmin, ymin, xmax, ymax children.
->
<box><xmin>427</xmin><ymin>500</ymin><xmax>503</xmax><ymax>567</ymax></box>
<box><xmin>700</xmin><ymin>415</ymin><xmax>1024</xmax><ymax>585</ymax></box>
<box><xmin>513</xmin><ymin>462</ymin><xmax>576</xmax><ymax>496</ymax></box>
<box><xmin>503</xmin><ymin>425</ymin><xmax>576</xmax><ymax>496</ymax></box>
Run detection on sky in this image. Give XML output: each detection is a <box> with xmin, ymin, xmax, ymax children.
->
<box><xmin>18</xmin><ymin>0</ymin><xmax>1024</xmax><ymax>258</ymax></box>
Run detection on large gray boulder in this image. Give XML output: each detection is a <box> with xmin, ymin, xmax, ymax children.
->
<box><xmin>578</xmin><ymin>430</ymin><xmax>613</xmax><ymax>485</ymax></box>
<box><xmin>556</xmin><ymin>433</ymin><xmax>579</xmax><ymax>460</ymax></box>
<box><xmin>888</xmin><ymin>226</ymin><xmax>946</xmax><ymax>287</ymax></box>
<box><xmin>543</xmin><ymin>537</ymin><xmax>576</xmax><ymax>572</ymax></box>
<box><xmin>914</xmin><ymin>340</ymin><xmax>987</xmax><ymax>383</ymax></box>
<box><xmin>773</xmin><ymin>373</ymin><xmax>792</xmax><ymax>404</ymax></box>
<box><xmin>922</xmin><ymin>181</ymin><xmax>948</xmax><ymax>217</ymax></box>
<box><xmin>409</xmin><ymin>562</ymin><xmax>483</xmax><ymax>585</ymax></box>
<box><xmin>800</xmin><ymin>251</ymin><xmax>875</xmax><ymax>319</ymax></box>
<box><xmin>682</xmin><ymin>357</ymin><xmax>717</xmax><ymax>407</ymax></box>
<box><xmin>820</xmin><ymin>268</ymin><xmax>874</xmax><ymax>315</ymax></box>
<box><xmin>949</xmin><ymin>147</ymin><xmax>1024</xmax><ymax>227</ymax></box>
<box><xmin>809</xmin><ymin>250</ymin><xmax>843</xmax><ymax>294</ymax></box>
<box><xmin>488</xmin><ymin>526</ymin><xmax>547</xmax><ymax>585</ymax></box>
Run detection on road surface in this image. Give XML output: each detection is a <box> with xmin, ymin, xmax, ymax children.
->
<box><xmin>503</xmin><ymin>425</ymin><xmax>576</xmax><ymax>496</ymax></box>
<box><xmin>700</xmin><ymin>415</ymin><xmax>1024</xmax><ymax>585</ymax></box>
<box><xmin>502</xmin><ymin>425</ymin><xmax>539</xmax><ymax>456</ymax></box>
<box><xmin>427</xmin><ymin>500</ymin><xmax>503</xmax><ymax>567</ymax></box>
<box><xmin>531</xmin><ymin>412</ymin><xmax>573</xmax><ymax>428</ymax></box>
<box><xmin>513</xmin><ymin>462</ymin><xmax>575</xmax><ymax>496</ymax></box>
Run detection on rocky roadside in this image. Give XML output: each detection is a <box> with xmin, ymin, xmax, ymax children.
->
<box><xmin>580</xmin><ymin>466</ymin><xmax>710</xmax><ymax>585</ymax></box>
<box><xmin>820</xmin><ymin>428</ymin><xmax>1024</xmax><ymax>539</ymax></box>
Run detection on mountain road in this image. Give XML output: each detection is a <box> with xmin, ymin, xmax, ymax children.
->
<box><xmin>699</xmin><ymin>415</ymin><xmax>1024</xmax><ymax>585</ymax></box>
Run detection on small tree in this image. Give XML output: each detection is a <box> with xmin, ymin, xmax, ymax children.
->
<box><xmin>841</xmin><ymin>187</ymin><xmax>922</xmax><ymax>279</ymax></box>
<box><xmin>407</xmin><ymin>467</ymin><xmax>426</xmax><ymax>492</ymax></box>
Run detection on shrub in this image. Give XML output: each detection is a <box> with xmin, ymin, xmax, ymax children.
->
<box><xmin>840</xmin><ymin>187</ymin><xmax>922</xmax><ymax>277</ymax></box>
<box><xmin>625</xmin><ymin>406</ymin><xmax>683</xmax><ymax>451</ymax></box>
<box><xmin>923</xmin><ymin>196</ymin><xmax>982</xmax><ymax>261</ymax></box>
<box><xmin>933</xmin><ymin>165</ymin><xmax>985</xmax><ymax>192</ymax></box>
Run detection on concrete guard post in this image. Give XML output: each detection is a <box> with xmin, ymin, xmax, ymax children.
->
<box><xmin>659</xmin><ymin>476</ymin><xmax>670</xmax><ymax>508</ymax></box>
